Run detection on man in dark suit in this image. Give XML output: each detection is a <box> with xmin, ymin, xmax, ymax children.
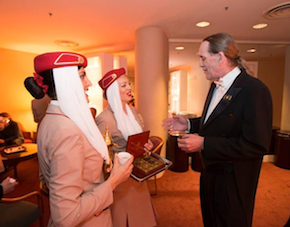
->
<box><xmin>0</xmin><ymin>112</ymin><xmax>24</xmax><ymax>147</ymax></box>
<box><xmin>163</xmin><ymin>33</ymin><xmax>272</xmax><ymax>227</ymax></box>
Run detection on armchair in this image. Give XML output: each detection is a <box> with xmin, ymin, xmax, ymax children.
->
<box><xmin>22</xmin><ymin>131</ymin><xmax>33</xmax><ymax>143</ymax></box>
<box><xmin>149</xmin><ymin>136</ymin><xmax>164</xmax><ymax>195</ymax></box>
<box><xmin>0</xmin><ymin>191</ymin><xmax>42</xmax><ymax>227</ymax></box>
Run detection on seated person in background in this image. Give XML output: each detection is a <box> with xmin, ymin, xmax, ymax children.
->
<box><xmin>0</xmin><ymin>113</ymin><xmax>24</xmax><ymax>147</ymax></box>
<box><xmin>0</xmin><ymin>177</ymin><xmax>18</xmax><ymax>200</ymax></box>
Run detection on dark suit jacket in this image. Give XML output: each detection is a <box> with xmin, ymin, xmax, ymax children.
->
<box><xmin>189</xmin><ymin>69</ymin><xmax>273</xmax><ymax>226</ymax></box>
<box><xmin>0</xmin><ymin>120</ymin><xmax>24</xmax><ymax>146</ymax></box>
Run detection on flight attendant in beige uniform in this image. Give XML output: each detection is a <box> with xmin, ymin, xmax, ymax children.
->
<box><xmin>96</xmin><ymin>68</ymin><xmax>157</xmax><ymax>227</ymax></box>
<box><xmin>24</xmin><ymin>52</ymin><xmax>133</xmax><ymax>227</ymax></box>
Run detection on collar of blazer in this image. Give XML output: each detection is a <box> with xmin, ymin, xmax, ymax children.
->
<box><xmin>200</xmin><ymin>71</ymin><xmax>246</xmax><ymax>129</ymax></box>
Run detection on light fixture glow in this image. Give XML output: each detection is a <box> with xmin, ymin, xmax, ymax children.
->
<box><xmin>175</xmin><ymin>46</ymin><xmax>184</xmax><ymax>50</ymax></box>
<box><xmin>247</xmin><ymin>48</ymin><xmax>256</xmax><ymax>53</ymax></box>
<box><xmin>252</xmin><ymin>23</ymin><xmax>268</xmax><ymax>29</ymax></box>
<box><xmin>196</xmin><ymin>21</ymin><xmax>210</xmax><ymax>28</ymax></box>
<box><xmin>55</xmin><ymin>40</ymin><xmax>79</xmax><ymax>47</ymax></box>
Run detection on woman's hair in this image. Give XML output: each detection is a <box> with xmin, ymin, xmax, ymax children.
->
<box><xmin>24</xmin><ymin>69</ymin><xmax>57</xmax><ymax>100</ymax></box>
<box><xmin>103</xmin><ymin>91</ymin><xmax>108</xmax><ymax>100</ymax></box>
<box><xmin>204</xmin><ymin>33</ymin><xmax>254</xmax><ymax>76</ymax></box>
<box><xmin>25</xmin><ymin>66</ymin><xmax>83</xmax><ymax>100</ymax></box>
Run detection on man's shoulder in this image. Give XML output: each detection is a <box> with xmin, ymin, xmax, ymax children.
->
<box><xmin>7</xmin><ymin>120</ymin><xmax>19</xmax><ymax>129</ymax></box>
<box><xmin>237</xmin><ymin>71</ymin><xmax>268</xmax><ymax>89</ymax></box>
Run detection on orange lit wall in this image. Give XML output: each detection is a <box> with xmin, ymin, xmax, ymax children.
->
<box><xmin>0</xmin><ymin>48</ymin><xmax>37</xmax><ymax>132</ymax></box>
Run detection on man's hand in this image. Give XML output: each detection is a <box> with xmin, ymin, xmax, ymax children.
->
<box><xmin>162</xmin><ymin>114</ymin><xmax>188</xmax><ymax>132</ymax></box>
<box><xmin>177</xmin><ymin>133</ymin><xmax>204</xmax><ymax>153</ymax></box>
<box><xmin>0</xmin><ymin>139</ymin><xmax>5</xmax><ymax>144</ymax></box>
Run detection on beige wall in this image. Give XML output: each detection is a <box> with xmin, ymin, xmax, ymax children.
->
<box><xmin>281</xmin><ymin>46</ymin><xmax>290</xmax><ymax>130</ymax></box>
<box><xmin>187</xmin><ymin>59</ymin><xmax>211</xmax><ymax>117</ymax></box>
<box><xmin>258</xmin><ymin>57</ymin><xmax>285</xmax><ymax>128</ymax></box>
<box><xmin>0</xmin><ymin>48</ymin><xmax>37</xmax><ymax>132</ymax></box>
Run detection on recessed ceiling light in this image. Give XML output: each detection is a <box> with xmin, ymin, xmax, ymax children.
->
<box><xmin>253</xmin><ymin>23</ymin><xmax>268</xmax><ymax>29</ymax></box>
<box><xmin>175</xmin><ymin>46</ymin><xmax>184</xmax><ymax>50</ymax></box>
<box><xmin>196</xmin><ymin>21</ymin><xmax>210</xmax><ymax>28</ymax></box>
<box><xmin>247</xmin><ymin>48</ymin><xmax>256</xmax><ymax>53</ymax></box>
<box><xmin>55</xmin><ymin>40</ymin><xmax>79</xmax><ymax>47</ymax></box>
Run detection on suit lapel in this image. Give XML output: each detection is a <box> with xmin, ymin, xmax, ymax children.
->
<box><xmin>199</xmin><ymin>82</ymin><xmax>216</xmax><ymax>128</ymax></box>
<box><xmin>204</xmin><ymin>86</ymin><xmax>242</xmax><ymax>126</ymax></box>
<box><xmin>201</xmin><ymin>72</ymin><xmax>245</xmax><ymax>129</ymax></box>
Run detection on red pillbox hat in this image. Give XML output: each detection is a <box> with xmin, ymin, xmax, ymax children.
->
<box><xmin>34</xmin><ymin>52</ymin><xmax>87</xmax><ymax>74</ymax></box>
<box><xmin>98</xmin><ymin>68</ymin><xmax>126</xmax><ymax>91</ymax></box>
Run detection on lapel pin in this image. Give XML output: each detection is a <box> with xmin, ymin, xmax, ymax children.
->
<box><xmin>223</xmin><ymin>95</ymin><xmax>232</xmax><ymax>101</ymax></box>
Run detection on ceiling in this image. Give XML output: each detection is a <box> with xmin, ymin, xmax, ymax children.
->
<box><xmin>1</xmin><ymin>0</ymin><xmax>290</xmax><ymax>73</ymax></box>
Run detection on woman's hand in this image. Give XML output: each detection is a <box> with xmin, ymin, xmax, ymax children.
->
<box><xmin>104</xmin><ymin>161</ymin><xmax>113</xmax><ymax>173</ymax></box>
<box><xmin>144</xmin><ymin>139</ymin><xmax>153</xmax><ymax>153</ymax></box>
<box><xmin>107</xmin><ymin>154</ymin><xmax>134</xmax><ymax>190</ymax></box>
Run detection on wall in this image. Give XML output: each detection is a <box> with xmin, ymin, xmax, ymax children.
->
<box><xmin>187</xmin><ymin>59</ymin><xmax>210</xmax><ymax>117</ymax></box>
<box><xmin>281</xmin><ymin>45</ymin><xmax>290</xmax><ymax>130</ymax></box>
<box><xmin>258</xmin><ymin>56</ymin><xmax>285</xmax><ymax>128</ymax></box>
<box><xmin>0</xmin><ymin>48</ymin><xmax>37</xmax><ymax>132</ymax></box>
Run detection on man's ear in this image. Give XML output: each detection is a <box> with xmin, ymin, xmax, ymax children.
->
<box><xmin>218</xmin><ymin>52</ymin><xmax>225</xmax><ymax>65</ymax></box>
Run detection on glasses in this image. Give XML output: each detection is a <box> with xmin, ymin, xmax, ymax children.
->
<box><xmin>0</xmin><ymin>119</ymin><xmax>10</xmax><ymax>124</ymax></box>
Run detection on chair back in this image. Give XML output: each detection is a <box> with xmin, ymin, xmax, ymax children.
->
<box><xmin>0</xmin><ymin>191</ymin><xmax>42</xmax><ymax>227</ymax></box>
<box><xmin>149</xmin><ymin>136</ymin><xmax>164</xmax><ymax>155</ymax></box>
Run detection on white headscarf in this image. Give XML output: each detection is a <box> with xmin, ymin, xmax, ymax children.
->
<box><xmin>52</xmin><ymin>66</ymin><xmax>110</xmax><ymax>164</ymax></box>
<box><xmin>106</xmin><ymin>80</ymin><xmax>142</xmax><ymax>141</ymax></box>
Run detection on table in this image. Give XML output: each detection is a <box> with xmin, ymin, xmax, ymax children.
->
<box><xmin>166</xmin><ymin>131</ymin><xmax>205</xmax><ymax>173</ymax></box>
<box><xmin>166</xmin><ymin>131</ymin><xmax>189</xmax><ymax>172</ymax></box>
<box><xmin>274</xmin><ymin>130</ymin><xmax>290</xmax><ymax>169</ymax></box>
<box><xmin>1</xmin><ymin>143</ymin><xmax>38</xmax><ymax>178</ymax></box>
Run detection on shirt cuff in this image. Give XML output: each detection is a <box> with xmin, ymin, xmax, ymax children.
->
<box><xmin>186</xmin><ymin>119</ymin><xmax>190</xmax><ymax>133</ymax></box>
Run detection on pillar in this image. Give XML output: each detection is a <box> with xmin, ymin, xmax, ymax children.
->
<box><xmin>135</xmin><ymin>26</ymin><xmax>169</xmax><ymax>157</ymax></box>
<box><xmin>281</xmin><ymin>45</ymin><xmax>290</xmax><ymax>130</ymax></box>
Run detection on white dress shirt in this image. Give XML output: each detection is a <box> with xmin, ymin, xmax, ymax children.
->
<box><xmin>204</xmin><ymin>67</ymin><xmax>241</xmax><ymax>123</ymax></box>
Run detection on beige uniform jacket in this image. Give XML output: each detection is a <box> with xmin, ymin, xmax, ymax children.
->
<box><xmin>96</xmin><ymin>105</ymin><xmax>157</xmax><ymax>227</ymax></box>
<box><xmin>37</xmin><ymin>104</ymin><xmax>113</xmax><ymax>227</ymax></box>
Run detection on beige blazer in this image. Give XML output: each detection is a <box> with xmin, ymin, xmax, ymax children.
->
<box><xmin>37</xmin><ymin>104</ymin><xmax>113</xmax><ymax>227</ymax></box>
<box><xmin>96</xmin><ymin>105</ymin><xmax>156</xmax><ymax>227</ymax></box>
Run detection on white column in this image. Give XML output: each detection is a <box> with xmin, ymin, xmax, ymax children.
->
<box><xmin>135</xmin><ymin>26</ymin><xmax>169</xmax><ymax>157</ymax></box>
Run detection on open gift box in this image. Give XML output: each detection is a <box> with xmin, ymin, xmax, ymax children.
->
<box><xmin>126</xmin><ymin>131</ymin><xmax>172</xmax><ymax>182</ymax></box>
